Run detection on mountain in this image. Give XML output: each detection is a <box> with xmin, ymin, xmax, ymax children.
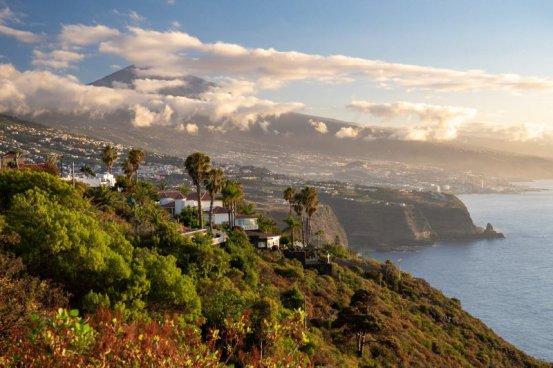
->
<box><xmin>89</xmin><ymin>65</ymin><xmax>216</xmax><ymax>98</ymax></box>
<box><xmin>18</xmin><ymin>67</ymin><xmax>553</xmax><ymax>184</ymax></box>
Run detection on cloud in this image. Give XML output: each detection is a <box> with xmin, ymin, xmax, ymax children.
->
<box><xmin>0</xmin><ymin>7</ymin><xmax>42</xmax><ymax>43</ymax></box>
<box><xmin>112</xmin><ymin>10</ymin><xmax>145</xmax><ymax>23</ymax></box>
<box><xmin>309</xmin><ymin>119</ymin><xmax>328</xmax><ymax>134</ymax></box>
<box><xmin>32</xmin><ymin>49</ymin><xmax>85</xmax><ymax>69</ymax></box>
<box><xmin>131</xmin><ymin>104</ymin><xmax>174</xmax><ymax>127</ymax></box>
<box><xmin>59</xmin><ymin>24</ymin><xmax>120</xmax><ymax>46</ymax></box>
<box><xmin>0</xmin><ymin>63</ymin><xmax>302</xmax><ymax>131</ymax></box>
<box><xmin>133</xmin><ymin>78</ymin><xmax>186</xmax><ymax>93</ymax></box>
<box><xmin>460</xmin><ymin>122</ymin><xmax>553</xmax><ymax>142</ymax></box>
<box><xmin>176</xmin><ymin>122</ymin><xmax>199</xmax><ymax>135</ymax></box>
<box><xmin>96</xmin><ymin>27</ymin><xmax>553</xmax><ymax>92</ymax></box>
<box><xmin>167</xmin><ymin>0</ymin><xmax>176</xmax><ymax>4</ymax></box>
<box><xmin>348</xmin><ymin>100</ymin><xmax>476</xmax><ymax>141</ymax></box>
<box><xmin>171</xmin><ymin>21</ymin><xmax>181</xmax><ymax>29</ymax></box>
<box><xmin>335</xmin><ymin>126</ymin><xmax>359</xmax><ymax>139</ymax></box>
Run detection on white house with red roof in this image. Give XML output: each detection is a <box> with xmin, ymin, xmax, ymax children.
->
<box><xmin>158</xmin><ymin>190</ymin><xmax>223</xmax><ymax>218</ymax></box>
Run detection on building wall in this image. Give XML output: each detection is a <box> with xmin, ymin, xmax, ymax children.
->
<box><xmin>213</xmin><ymin>212</ymin><xmax>230</xmax><ymax>225</ymax></box>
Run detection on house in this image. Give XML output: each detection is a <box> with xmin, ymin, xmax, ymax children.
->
<box><xmin>158</xmin><ymin>191</ymin><xmax>186</xmax><ymax>217</ymax></box>
<box><xmin>158</xmin><ymin>191</ymin><xmax>223</xmax><ymax>218</ymax></box>
<box><xmin>208</xmin><ymin>207</ymin><xmax>259</xmax><ymax>230</ymax></box>
<box><xmin>61</xmin><ymin>172</ymin><xmax>116</xmax><ymax>188</ymax></box>
<box><xmin>235</xmin><ymin>214</ymin><xmax>259</xmax><ymax>231</ymax></box>
<box><xmin>246</xmin><ymin>231</ymin><xmax>281</xmax><ymax>250</ymax></box>
<box><xmin>184</xmin><ymin>192</ymin><xmax>223</xmax><ymax>210</ymax></box>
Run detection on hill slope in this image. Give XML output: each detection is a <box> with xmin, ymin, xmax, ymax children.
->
<box><xmin>0</xmin><ymin>170</ymin><xmax>547</xmax><ymax>367</ymax></box>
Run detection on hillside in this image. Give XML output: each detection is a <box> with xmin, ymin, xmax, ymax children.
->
<box><xmin>0</xmin><ymin>170</ymin><xmax>547</xmax><ymax>367</ymax></box>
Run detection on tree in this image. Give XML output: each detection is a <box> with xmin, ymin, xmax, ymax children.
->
<box><xmin>283</xmin><ymin>187</ymin><xmax>296</xmax><ymax>216</ymax></box>
<box><xmin>293</xmin><ymin>191</ymin><xmax>306</xmax><ymax>245</ymax></box>
<box><xmin>79</xmin><ymin>164</ymin><xmax>96</xmax><ymax>178</ymax></box>
<box><xmin>128</xmin><ymin>149</ymin><xmax>144</xmax><ymax>183</ymax></box>
<box><xmin>185</xmin><ymin>152</ymin><xmax>211</xmax><ymax>229</ymax></box>
<box><xmin>101</xmin><ymin>144</ymin><xmax>119</xmax><ymax>174</ymax></box>
<box><xmin>122</xmin><ymin>159</ymin><xmax>134</xmax><ymax>180</ymax></box>
<box><xmin>334</xmin><ymin>289</ymin><xmax>381</xmax><ymax>357</ymax></box>
<box><xmin>283</xmin><ymin>215</ymin><xmax>301</xmax><ymax>247</ymax></box>
<box><xmin>204</xmin><ymin>168</ymin><xmax>225</xmax><ymax>231</ymax></box>
<box><xmin>302</xmin><ymin>187</ymin><xmax>319</xmax><ymax>247</ymax></box>
<box><xmin>7</xmin><ymin>149</ymin><xmax>23</xmax><ymax>169</ymax></box>
<box><xmin>222</xmin><ymin>180</ymin><xmax>243</xmax><ymax>228</ymax></box>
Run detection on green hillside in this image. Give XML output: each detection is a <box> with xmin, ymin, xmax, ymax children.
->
<box><xmin>0</xmin><ymin>170</ymin><xmax>548</xmax><ymax>367</ymax></box>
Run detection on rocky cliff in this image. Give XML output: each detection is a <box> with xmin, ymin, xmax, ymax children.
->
<box><xmin>320</xmin><ymin>189</ymin><xmax>503</xmax><ymax>250</ymax></box>
<box><xmin>265</xmin><ymin>204</ymin><xmax>349</xmax><ymax>246</ymax></box>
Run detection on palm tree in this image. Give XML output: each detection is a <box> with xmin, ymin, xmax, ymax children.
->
<box><xmin>204</xmin><ymin>168</ymin><xmax>225</xmax><ymax>231</ymax></box>
<box><xmin>293</xmin><ymin>191</ymin><xmax>306</xmax><ymax>245</ymax></box>
<box><xmin>222</xmin><ymin>179</ymin><xmax>243</xmax><ymax>228</ymax></box>
<box><xmin>185</xmin><ymin>152</ymin><xmax>211</xmax><ymax>229</ymax></box>
<box><xmin>304</xmin><ymin>187</ymin><xmax>319</xmax><ymax>243</ymax></box>
<box><xmin>283</xmin><ymin>215</ymin><xmax>301</xmax><ymax>248</ymax></box>
<box><xmin>128</xmin><ymin>148</ymin><xmax>144</xmax><ymax>183</ymax></box>
<box><xmin>302</xmin><ymin>186</ymin><xmax>319</xmax><ymax>246</ymax></box>
<box><xmin>122</xmin><ymin>158</ymin><xmax>134</xmax><ymax>180</ymax></box>
<box><xmin>283</xmin><ymin>187</ymin><xmax>296</xmax><ymax>216</ymax></box>
<box><xmin>101</xmin><ymin>144</ymin><xmax>119</xmax><ymax>174</ymax></box>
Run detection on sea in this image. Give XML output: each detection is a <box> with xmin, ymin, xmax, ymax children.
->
<box><xmin>364</xmin><ymin>181</ymin><xmax>553</xmax><ymax>362</ymax></box>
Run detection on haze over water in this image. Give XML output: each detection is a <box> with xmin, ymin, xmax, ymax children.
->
<box><xmin>367</xmin><ymin>182</ymin><xmax>553</xmax><ymax>361</ymax></box>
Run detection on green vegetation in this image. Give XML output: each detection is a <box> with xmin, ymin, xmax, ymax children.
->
<box><xmin>0</xmin><ymin>169</ymin><xmax>548</xmax><ymax>367</ymax></box>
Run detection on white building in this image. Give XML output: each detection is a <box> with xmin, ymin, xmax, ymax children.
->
<box><xmin>62</xmin><ymin>172</ymin><xmax>116</xmax><ymax>187</ymax></box>
<box><xmin>158</xmin><ymin>191</ymin><xmax>223</xmax><ymax>218</ymax></box>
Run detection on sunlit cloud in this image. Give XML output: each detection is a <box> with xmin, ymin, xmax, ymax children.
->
<box><xmin>335</xmin><ymin>126</ymin><xmax>359</xmax><ymax>139</ymax></box>
<box><xmin>32</xmin><ymin>49</ymin><xmax>85</xmax><ymax>69</ymax></box>
<box><xmin>96</xmin><ymin>27</ymin><xmax>553</xmax><ymax>92</ymax></box>
<box><xmin>349</xmin><ymin>100</ymin><xmax>477</xmax><ymax>141</ymax></box>
<box><xmin>0</xmin><ymin>63</ymin><xmax>302</xmax><ymax>131</ymax></box>
<box><xmin>59</xmin><ymin>24</ymin><xmax>120</xmax><ymax>46</ymax></box>
<box><xmin>309</xmin><ymin>119</ymin><xmax>328</xmax><ymax>134</ymax></box>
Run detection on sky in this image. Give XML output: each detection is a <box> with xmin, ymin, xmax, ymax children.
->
<box><xmin>1</xmin><ymin>0</ymin><xmax>553</xmax><ymax>141</ymax></box>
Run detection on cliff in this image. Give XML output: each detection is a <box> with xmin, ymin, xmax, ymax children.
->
<box><xmin>320</xmin><ymin>188</ymin><xmax>503</xmax><ymax>250</ymax></box>
<box><xmin>265</xmin><ymin>204</ymin><xmax>349</xmax><ymax>246</ymax></box>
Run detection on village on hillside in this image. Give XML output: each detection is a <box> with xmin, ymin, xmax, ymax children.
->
<box><xmin>1</xmin><ymin>141</ymin><xmax>336</xmax><ymax>275</ymax></box>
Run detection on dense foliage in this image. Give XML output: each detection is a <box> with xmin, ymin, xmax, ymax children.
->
<box><xmin>0</xmin><ymin>170</ymin><xmax>548</xmax><ymax>367</ymax></box>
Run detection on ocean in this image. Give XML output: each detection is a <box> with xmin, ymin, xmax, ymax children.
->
<box><xmin>364</xmin><ymin>182</ymin><xmax>553</xmax><ymax>361</ymax></box>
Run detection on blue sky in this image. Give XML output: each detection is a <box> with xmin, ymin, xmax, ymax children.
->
<box><xmin>1</xmin><ymin>0</ymin><xmax>553</xmax><ymax>141</ymax></box>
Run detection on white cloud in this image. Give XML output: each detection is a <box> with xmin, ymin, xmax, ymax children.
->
<box><xmin>0</xmin><ymin>63</ymin><xmax>302</xmax><ymax>131</ymax></box>
<box><xmin>171</xmin><ymin>21</ymin><xmax>181</xmax><ymax>29</ymax></box>
<box><xmin>0</xmin><ymin>7</ymin><xmax>42</xmax><ymax>43</ymax></box>
<box><xmin>133</xmin><ymin>78</ymin><xmax>186</xmax><ymax>93</ymax></box>
<box><xmin>131</xmin><ymin>104</ymin><xmax>173</xmax><ymax>127</ymax></box>
<box><xmin>185</xmin><ymin>123</ymin><xmax>199</xmax><ymax>134</ymax></box>
<box><xmin>348</xmin><ymin>100</ymin><xmax>476</xmax><ymax>141</ymax></box>
<box><xmin>460</xmin><ymin>122</ymin><xmax>553</xmax><ymax>142</ymax></box>
<box><xmin>335</xmin><ymin>126</ymin><xmax>359</xmax><ymax>139</ymax></box>
<box><xmin>167</xmin><ymin>0</ymin><xmax>176</xmax><ymax>4</ymax></box>
<box><xmin>32</xmin><ymin>49</ymin><xmax>85</xmax><ymax>69</ymax></box>
<box><xmin>112</xmin><ymin>10</ymin><xmax>145</xmax><ymax>23</ymax></box>
<box><xmin>0</xmin><ymin>23</ymin><xmax>41</xmax><ymax>43</ymax></box>
<box><xmin>128</xmin><ymin>11</ymin><xmax>145</xmax><ymax>23</ymax></box>
<box><xmin>59</xmin><ymin>24</ymin><xmax>120</xmax><ymax>46</ymax></box>
<box><xmin>309</xmin><ymin>119</ymin><xmax>328</xmax><ymax>134</ymax></box>
<box><xmin>97</xmin><ymin>27</ymin><xmax>553</xmax><ymax>92</ymax></box>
